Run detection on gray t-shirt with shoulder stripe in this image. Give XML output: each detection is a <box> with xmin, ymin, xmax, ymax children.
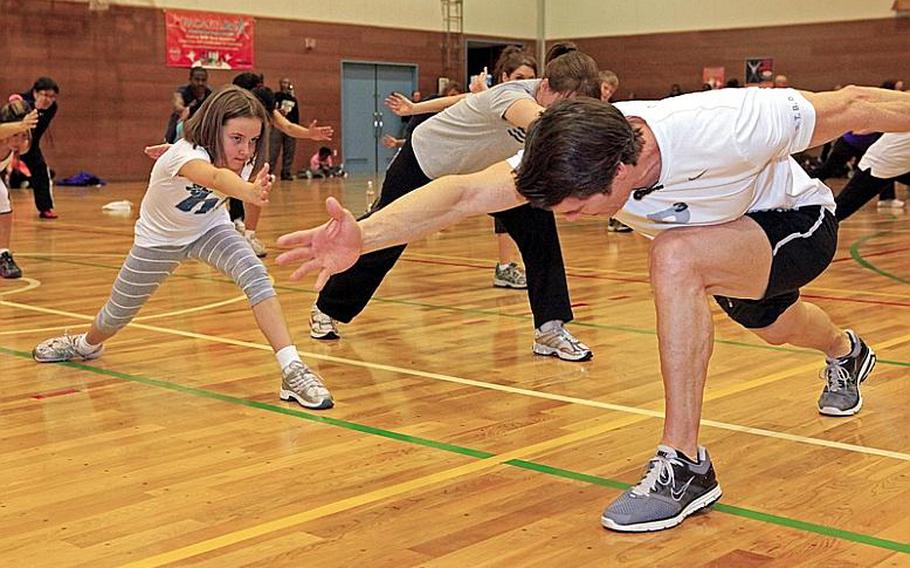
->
<box><xmin>411</xmin><ymin>79</ymin><xmax>540</xmax><ymax>179</ymax></box>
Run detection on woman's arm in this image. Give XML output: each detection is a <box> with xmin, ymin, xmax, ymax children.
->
<box><xmin>502</xmin><ymin>99</ymin><xmax>544</xmax><ymax>130</ymax></box>
<box><xmin>0</xmin><ymin>110</ymin><xmax>38</xmax><ymax>138</ymax></box>
<box><xmin>178</xmin><ymin>160</ymin><xmax>272</xmax><ymax>206</ymax></box>
<box><xmin>385</xmin><ymin>92</ymin><xmax>469</xmax><ymax>116</ymax></box>
<box><xmin>272</xmin><ymin>111</ymin><xmax>334</xmax><ymax>140</ymax></box>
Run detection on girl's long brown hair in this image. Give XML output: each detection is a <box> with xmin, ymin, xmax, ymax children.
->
<box><xmin>183</xmin><ymin>84</ymin><xmax>270</xmax><ymax>174</ymax></box>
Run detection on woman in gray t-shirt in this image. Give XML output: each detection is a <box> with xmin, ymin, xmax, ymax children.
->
<box><xmin>311</xmin><ymin>50</ymin><xmax>601</xmax><ymax>362</ymax></box>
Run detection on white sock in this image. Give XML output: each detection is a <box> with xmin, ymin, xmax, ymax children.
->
<box><xmin>538</xmin><ymin>319</ymin><xmax>563</xmax><ymax>332</ymax></box>
<box><xmin>276</xmin><ymin>345</ymin><xmax>302</xmax><ymax>370</ymax></box>
<box><xmin>245</xmin><ymin>230</ymin><xmax>256</xmax><ymax>239</ymax></box>
<box><xmin>498</xmin><ymin>262</ymin><xmax>511</xmax><ymax>270</ymax></box>
<box><xmin>76</xmin><ymin>333</ymin><xmax>101</xmax><ymax>354</ymax></box>
<box><xmin>0</xmin><ymin>248</ymin><xmax>9</xmax><ymax>255</ymax></box>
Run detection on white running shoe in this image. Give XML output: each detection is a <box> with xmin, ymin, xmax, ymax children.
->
<box><xmin>877</xmin><ymin>199</ymin><xmax>905</xmax><ymax>209</ymax></box>
<box><xmin>309</xmin><ymin>303</ymin><xmax>340</xmax><ymax>340</ymax></box>
<box><xmin>247</xmin><ymin>234</ymin><xmax>267</xmax><ymax>258</ymax></box>
<box><xmin>280</xmin><ymin>361</ymin><xmax>334</xmax><ymax>409</ymax></box>
<box><xmin>533</xmin><ymin>320</ymin><xmax>593</xmax><ymax>361</ymax></box>
<box><xmin>33</xmin><ymin>332</ymin><xmax>104</xmax><ymax>363</ymax></box>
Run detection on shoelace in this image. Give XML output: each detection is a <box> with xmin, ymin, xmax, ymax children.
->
<box><xmin>286</xmin><ymin>363</ymin><xmax>327</xmax><ymax>394</ymax></box>
<box><xmin>43</xmin><ymin>332</ymin><xmax>79</xmax><ymax>355</ymax></box>
<box><xmin>501</xmin><ymin>265</ymin><xmax>524</xmax><ymax>279</ymax></box>
<box><xmin>820</xmin><ymin>361</ymin><xmax>851</xmax><ymax>393</ymax></box>
<box><xmin>631</xmin><ymin>453</ymin><xmax>681</xmax><ymax>497</ymax></box>
<box><xmin>552</xmin><ymin>326</ymin><xmax>585</xmax><ymax>348</ymax></box>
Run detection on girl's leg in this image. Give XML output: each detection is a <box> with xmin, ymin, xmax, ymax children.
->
<box><xmin>251</xmin><ymin>296</ymin><xmax>292</xmax><ymax>351</ymax></box>
<box><xmin>186</xmin><ymin>224</ymin><xmax>333</xmax><ymax>408</ymax></box>
<box><xmin>34</xmin><ymin>244</ymin><xmax>181</xmax><ymax>361</ymax></box>
<box><xmin>188</xmin><ymin>225</ymin><xmax>286</xmax><ymax>349</ymax></box>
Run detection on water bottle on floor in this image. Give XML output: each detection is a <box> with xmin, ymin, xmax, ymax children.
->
<box><xmin>365</xmin><ymin>180</ymin><xmax>376</xmax><ymax>214</ymax></box>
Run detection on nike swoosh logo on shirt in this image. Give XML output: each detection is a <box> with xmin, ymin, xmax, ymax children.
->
<box><xmin>688</xmin><ymin>169</ymin><xmax>708</xmax><ymax>181</ymax></box>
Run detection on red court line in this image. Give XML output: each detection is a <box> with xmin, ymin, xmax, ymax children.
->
<box><xmin>32</xmin><ymin>388</ymin><xmax>81</xmax><ymax>400</ymax></box>
<box><xmin>832</xmin><ymin>246</ymin><xmax>908</xmax><ymax>264</ymax></box>
<box><xmin>403</xmin><ymin>258</ymin><xmax>910</xmax><ymax>308</ymax></box>
<box><xmin>401</xmin><ymin>257</ymin><xmax>649</xmax><ymax>284</ymax></box>
<box><xmin>801</xmin><ymin>294</ymin><xmax>910</xmax><ymax>308</ymax></box>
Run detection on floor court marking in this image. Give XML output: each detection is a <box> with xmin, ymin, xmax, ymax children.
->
<box><xmin>133</xmin><ymin>294</ymin><xmax>248</xmax><ymax>322</ymax></box>
<box><xmin>851</xmin><ymin>233</ymin><xmax>910</xmax><ymax>286</ymax></box>
<box><xmin>0</xmin><ymin>347</ymin><xmax>903</xmax><ymax>564</ymax></box>
<box><xmin>402</xmin><ymin>251</ymin><xmax>907</xmax><ymax>300</ymax></box>
<box><xmin>4</xmin><ymin>298</ymin><xmax>909</xmax><ymax>462</ymax></box>
<box><xmin>0</xmin><ymin>276</ymin><xmax>41</xmax><ymax>297</ymax></box>
<box><xmin>19</xmin><ymin>231</ymin><xmax>910</xmax><ymax>301</ymax></box>
<box><xmin>121</xmin><ymin>414</ymin><xmax>651</xmax><ymax>567</ymax></box>
<box><xmin>20</xmin><ymin>254</ymin><xmax>910</xmax><ymax>352</ymax></box>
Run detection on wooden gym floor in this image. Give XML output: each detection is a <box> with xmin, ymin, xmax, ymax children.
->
<box><xmin>1</xmin><ymin>177</ymin><xmax>908</xmax><ymax>566</ymax></box>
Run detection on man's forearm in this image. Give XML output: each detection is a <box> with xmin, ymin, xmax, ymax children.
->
<box><xmin>807</xmin><ymin>86</ymin><xmax>910</xmax><ymax>147</ymax></box>
<box><xmin>359</xmin><ymin>162</ymin><xmax>524</xmax><ymax>254</ymax></box>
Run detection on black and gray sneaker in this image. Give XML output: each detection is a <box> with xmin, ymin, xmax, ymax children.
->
<box><xmin>602</xmin><ymin>445</ymin><xmax>722</xmax><ymax>532</ymax></box>
<box><xmin>818</xmin><ymin>329</ymin><xmax>876</xmax><ymax>416</ymax></box>
<box><xmin>0</xmin><ymin>250</ymin><xmax>22</xmax><ymax>279</ymax></box>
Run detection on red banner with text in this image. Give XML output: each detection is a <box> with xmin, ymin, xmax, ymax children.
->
<box><xmin>165</xmin><ymin>10</ymin><xmax>254</xmax><ymax>70</ymax></box>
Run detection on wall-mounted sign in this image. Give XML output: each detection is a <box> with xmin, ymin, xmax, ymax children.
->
<box><xmin>165</xmin><ymin>10</ymin><xmax>254</xmax><ymax>70</ymax></box>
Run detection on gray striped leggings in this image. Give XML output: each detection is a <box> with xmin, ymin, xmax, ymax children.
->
<box><xmin>95</xmin><ymin>224</ymin><xmax>275</xmax><ymax>334</ymax></box>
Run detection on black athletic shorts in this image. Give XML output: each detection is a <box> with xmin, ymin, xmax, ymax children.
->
<box><xmin>714</xmin><ymin>205</ymin><xmax>837</xmax><ymax>329</ymax></box>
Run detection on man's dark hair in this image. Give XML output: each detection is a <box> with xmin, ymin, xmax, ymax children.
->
<box><xmin>233</xmin><ymin>72</ymin><xmax>264</xmax><ymax>90</ymax></box>
<box><xmin>515</xmin><ymin>98</ymin><xmax>642</xmax><ymax>209</ymax></box>
<box><xmin>188</xmin><ymin>67</ymin><xmax>208</xmax><ymax>79</ymax></box>
<box><xmin>318</xmin><ymin>146</ymin><xmax>332</xmax><ymax>159</ymax></box>
<box><xmin>32</xmin><ymin>76</ymin><xmax>59</xmax><ymax>94</ymax></box>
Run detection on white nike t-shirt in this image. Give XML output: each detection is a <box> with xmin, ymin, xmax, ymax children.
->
<box><xmin>509</xmin><ymin>88</ymin><xmax>835</xmax><ymax>238</ymax></box>
<box><xmin>858</xmin><ymin>132</ymin><xmax>910</xmax><ymax>179</ymax></box>
<box><xmin>134</xmin><ymin>139</ymin><xmax>252</xmax><ymax>247</ymax></box>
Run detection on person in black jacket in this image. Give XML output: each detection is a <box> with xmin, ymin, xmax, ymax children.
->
<box><xmin>20</xmin><ymin>77</ymin><xmax>59</xmax><ymax>219</ymax></box>
<box><xmin>269</xmin><ymin>77</ymin><xmax>300</xmax><ymax>181</ymax></box>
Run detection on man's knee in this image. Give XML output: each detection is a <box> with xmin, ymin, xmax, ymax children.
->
<box><xmin>649</xmin><ymin>231</ymin><xmax>702</xmax><ymax>285</ymax></box>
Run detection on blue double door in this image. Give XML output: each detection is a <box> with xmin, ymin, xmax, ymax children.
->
<box><xmin>341</xmin><ymin>62</ymin><xmax>418</xmax><ymax>175</ymax></box>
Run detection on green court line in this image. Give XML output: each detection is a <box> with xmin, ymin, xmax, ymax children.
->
<box><xmin>850</xmin><ymin>233</ymin><xmax>910</xmax><ymax>286</ymax></box>
<box><xmin>3</xmin><ymin>346</ymin><xmax>907</xmax><ymax>554</ymax></box>
<box><xmin>18</xmin><ymin>255</ymin><xmax>910</xmax><ymax>368</ymax></box>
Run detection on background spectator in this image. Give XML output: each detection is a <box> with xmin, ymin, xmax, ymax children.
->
<box><xmin>20</xmin><ymin>77</ymin><xmax>60</xmax><ymax>219</ymax></box>
<box><xmin>270</xmin><ymin>77</ymin><xmax>300</xmax><ymax>181</ymax></box>
<box><xmin>164</xmin><ymin>67</ymin><xmax>210</xmax><ymax>144</ymax></box>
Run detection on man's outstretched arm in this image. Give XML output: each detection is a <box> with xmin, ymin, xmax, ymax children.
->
<box><xmin>804</xmin><ymin>85</ymin><xmax>910</xmax><ymax>148</ymax></box>
<box><xmin>276</xmin><ymin>160</ymin><xmax>526</xmax><ymax>287</ymax></box>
